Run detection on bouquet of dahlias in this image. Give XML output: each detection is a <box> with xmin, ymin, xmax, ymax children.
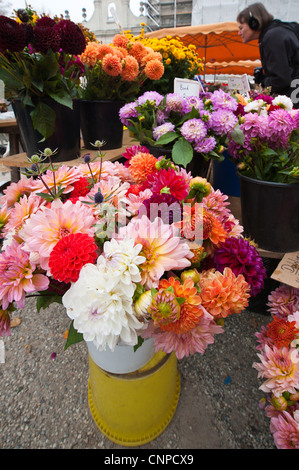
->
<box><xmin>228</xmin><ymin>93</ymin><xmax>299</xmax><ymax>184</ymax></box>
<box><xmin>119</xmin><ymin>88</ymin><xmax>239</xmax><ymax>168</ymax></box>
<box><xmin>0</xmin><ymin>7</ymin><xmax>87</xmax><ymax>139</ymax></box>
<box><xmin>78</xmin><ymin>33</ymin><xmax>164</xmax><ymax>102</ymax></box>
<box><xmin>124</xmin><ymin>27</ymin><xmax>203</xmax><ymax>95</ymax></box>
<box><xmin>0</xmin><ymin>143</ymin><xmax>266</xmax><ymax>359</ymax></box>
<box><xmin>253</xmin><ymin>284</ymin><xmax>299</xmax><ymax>449</ymax></box>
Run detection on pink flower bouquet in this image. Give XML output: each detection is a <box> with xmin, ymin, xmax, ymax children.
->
<box><xmin>0</xmin><ymin>144</ymin><xmax>266</xmax><ymax>359</ymax></box>
<box><xmin>253</xmin><ymin>284</ymin><xmax>299</xmax><ymax>448</ymax></box>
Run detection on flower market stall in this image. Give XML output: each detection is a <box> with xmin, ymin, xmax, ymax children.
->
<box><xmin>0</xmin><ymin>7</ymin><xmax>298</xmax><ymax>450</ymax></box>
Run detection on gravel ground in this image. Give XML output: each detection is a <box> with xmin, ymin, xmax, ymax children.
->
<box><xmin>0</xmin><ymin>297</ymin><xmax>276</xmax><ymax>450</ymax></box>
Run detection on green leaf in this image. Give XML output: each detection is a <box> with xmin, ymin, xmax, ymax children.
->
<box><xmin>155</xmin><ymin>131</ymin><xmax>178</xmax><ymax>146</ymax></box>
<box><xmin>230</xmin><ymin>127</ymin><xmax>245</xmax><ymax>146</ymax></box>
<box><xmin>30</xmin><ymin>101</ymin><xmax>56</xmax><ymax>139</ymax></box>
<box><xmin>176</xmin><ymin>297</ymin><xmax>186</xmax><ymax>305</ymax></box>
<box><xmin>36</xmin><ymin>293</ymin><xmax>62</xmax><ymax>312</ymax></box>
<box><xmin>133</xmin><ymin>336</ymin><xmax>144</xmax><ymax>352</ymax></box>
<box><xmin>172</xmin><ymin>138</ymin><xmax>193</xmax><ymax>168</ymax></box>
<box><xmin>47</xmin><ymin>89</ymin><xmax>73</xmax><ymax>109</ymax></box>
<box><xmin>64</xmin><ymin>321</ymin><xmax>84</xmax><ymax>350</ymax></box>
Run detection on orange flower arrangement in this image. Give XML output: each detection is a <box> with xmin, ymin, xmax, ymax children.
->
<box><xmin>79</xmin><ymin>33</ymin><xmax>164</xmax><ymax>101</ymax></box>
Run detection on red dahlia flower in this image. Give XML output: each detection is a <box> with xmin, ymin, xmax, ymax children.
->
<box><xmin>57</xmin><ymin>20</ymin><xmax>86</xmax><ymax>55</ymax></box>
<box><xmin>49</xmin><ymin>233</ymin><xmax>98</xmax><ymax>283</ymax></box>
<box><xmin>0</xmin><ymin>16</ymin><xmax>26</xmax><ymax>52</ymax></box>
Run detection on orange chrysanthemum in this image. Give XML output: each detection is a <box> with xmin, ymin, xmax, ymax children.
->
<box><xmin>121</xmin><ymin>55</ymin><xmax>139</xmax><ymax>81</ymax></box>
<box><xmin>141</xmin><ymin>51</ymin><xmax>163</xmax><ymax>66</ymax></box>
<box><xmin>158</xmin><ymin>277</ymin><xmax>203</xmax><ymax>334</ymax></box>
<box><xmin>114</xmin><ymin>46</ymin><xmax>128</xmax><ymax>58</ymax></box>
<box><xmin>112</xmin><ymin>33</ymin><xmax>130</xmax><ymax>48</ymax></box>
<box><xmin>266</xmin><ymin>317</ymin><xmax>299</xmax><ymax>349</ymax></box>
<box><xmin>197</xmin><ymin>267</ymin><xmax>250</xmax><ymax>319</ymax></box>
<box><xmin>128</xmin><ymin>152</ymin><xmax>158</xmax><ymax>184</ymax></box>
<box><xmin>102</xmin><ymin>53</ymin><xmax>122</xmax><ymax>76</ymax></box>
<box><xmin>144</xmin><ymin>59</ymin><xmax>164</xmax><ymax>80</ymax></box>
<box><xmin>80</xmin><ymin>42</ymin><xmax>115</xmax><ymax>66</ymax></box>
<box><xmin>207</xmin><ymin>212</ymin><xmax>228</xmax><ymax>246</ymax></box>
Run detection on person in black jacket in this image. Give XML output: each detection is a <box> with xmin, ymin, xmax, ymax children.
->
<box><xmin>237</xmin><ymin>2</ymin><xmax>299</xmax><ymax>107</ymax></box>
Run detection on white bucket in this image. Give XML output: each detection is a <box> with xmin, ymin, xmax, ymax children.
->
<box><xmin>86</xmin><ymin>338</ymin><xmax>155</xmax><ymax>374</ymax></box>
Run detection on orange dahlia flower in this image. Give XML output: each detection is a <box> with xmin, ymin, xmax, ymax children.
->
<box><xmin>121</xmin><ymin>55</ymin><xmax>139</xmax><ymax>81</ymax></box>
<box><xmin>112</xmin><ymin>33</ymin><xmax>130</xmax><ymax>48</ymax></box>
<box><xmin>158</xmin><ymin>277</ymin><xmax>203</xmax><ymax>334</ymax></box>
<box><xmin>197</xmin><ymin>267</ymin><xmax>250</xmax><ymax>318</ymax></box>
<box><xmin>102</xmin><ymin>53</ymin><xmax>122</xmax><ymax>76</ymax></box>
<box><xmin>128</xmin><ymin>152</ymin><xmax>157</xmax><ymax>184</ymax></box>
<box><xmin>144</xmin><ymin>59</ymin><xmax>164</xmax><ymax>80</ymax></box>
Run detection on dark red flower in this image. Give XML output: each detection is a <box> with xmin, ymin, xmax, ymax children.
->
<box><xmin>49</xmin><ymin>233</ymin><xmax>98</xmax><ymax>283</ymax></box>
<box><xmin>140</xmin><ymin>193</ymin><xmax>182</xmax><ymax>224</ymax></box>
<box><xmin>33</xmin><ymin>19</ymin><xmax>61</xmax><ymax>53</ymax></box>
<box><xmin>57</xmin><ymin>20</ymin><xmax>86</xmax><ymax>55</ymax></box>
<box><xmin>146</xmin><ymin>168</ymin><xmax>189</xmax><ymax>201</ymax></box>
<box><xmin>0</xmin><ymin>15</ymin><xmax>26</xmax><ymax>52</ymax></box>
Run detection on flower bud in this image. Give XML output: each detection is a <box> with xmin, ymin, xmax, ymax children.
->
<box><xmin>180</xmin><ymin>269</ymin><xmax>200</xmax><ymax>284</ymax></box>
<box><xmin>271</xmin><ymin>395</ymin><xmax>288</xmax><ymax>411</ymax></box>
<box><xmin>30</xmin><ymin>154</ymin><xmax>41</xmax><ymax>164</ymax></box>
<box><xmin>134</xmin><ymin>290</ymin><xmax>152</xmax><ymax>318</ymax></box>
<box><xmin>290</xmin><ymin>391</ymin><xmax>299</xmax><ymax>402</ymax></box>
<box><xmin>44</xmin><ymin>148</ymin><xmax>53</xmax><ymax>157</ymax></box>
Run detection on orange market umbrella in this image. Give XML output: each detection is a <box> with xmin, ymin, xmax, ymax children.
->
<box><xmin>145</xmin><ymin>22</ymin><xmax>260</xmax><ymax>77</ymax></box>
<box><xmin>205</xmin><ymin>60</ymin><xmax>262</xmax><ymax>77</ymax></box>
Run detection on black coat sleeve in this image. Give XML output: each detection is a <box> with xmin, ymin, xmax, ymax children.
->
<box><xmin>260</xmin><ymin>27</ymin><xmax>298</xmax><ymax>93</ymax></box>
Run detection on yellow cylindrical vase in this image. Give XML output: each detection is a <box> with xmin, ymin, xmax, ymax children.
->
<box><xmin>88</xmin><ymin>350</ymin><xmax>180</xmax><ymax>446</ymax></box>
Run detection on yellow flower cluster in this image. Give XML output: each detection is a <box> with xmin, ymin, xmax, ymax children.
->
<box><xmin>125</xmin><ymin>28</ymin><xmax>203</xmax><ymax>76</ymax></box>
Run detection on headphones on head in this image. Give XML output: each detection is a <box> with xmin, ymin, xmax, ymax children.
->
<box><xmin>248</xmin><ymin>10</ymin><xmax>260</xmax><ymax>30</ymax></box>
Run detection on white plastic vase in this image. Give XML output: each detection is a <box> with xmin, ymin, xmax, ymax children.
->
<box><xmin>86</xmin><ymin>338</ymin><xmax>155</xmax><ymax>374</ymax></box>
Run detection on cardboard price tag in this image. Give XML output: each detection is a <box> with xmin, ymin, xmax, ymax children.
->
<box><xmin>227</xmin><ymin>74</ymin><xmax>250</xmax><ymax>93</ymax></box>
<box><xmin>174</xmin><ymin>78</ymin><xmax>203</xmax><ymax>98</ymax></box>
<box><xmin>271</xmin><ymin>251</ymin><xmax>299</xmax><ymax>288</ymax></box>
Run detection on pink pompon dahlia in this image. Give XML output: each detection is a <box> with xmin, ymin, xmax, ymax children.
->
<box><xmin>267</xmin><ymin>284</ymin><xmax>299</xmax><ymax>319</ymax></box>
<box><xmin>115</xmin><ymin>215</ymin><xmax>192</xmax><ymax>288</ymax></box>
<box><xmin>270</xmin><ymin>411</ymin><xmax>299</xmax><ymax>449</ymax></box>
<box><xmin>0</xmin><ymin>240</ymin><xmax>49</xmax><ymax>310</ymax></box>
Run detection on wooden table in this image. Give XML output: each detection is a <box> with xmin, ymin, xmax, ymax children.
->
<box><xmin>1</xmin><ymin>129</ymin><xmax>135</xmax><ymax>176</ymax></box>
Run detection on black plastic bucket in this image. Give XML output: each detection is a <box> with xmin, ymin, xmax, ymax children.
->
<box><xmin>80</xmin><ymin>100</ymin><xmax>124</xmax><ymax>151</ymax></box>
<box><xmin>13</xmin><ymin>99</ymin><xmax>80</xmax><ymax>162</ymax></box>
<box><xmin>239</xmin><ymin>173</ymin><xmax>299</xmax><ymax>252</ymax></box>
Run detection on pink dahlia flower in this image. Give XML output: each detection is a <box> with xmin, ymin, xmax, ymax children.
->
<box><xmin>0</xmin><ymin>240</ymin><xmax>49</xmax><ymax>310</ymax></box>
<box><xmin>116</xmin><ymin>215</ymin><xmax>192</xmax><ymax>288</ymax></box>
<box><xmin>270</xmin><ymin>410</ymin><xmax>299</xmax><ymax>449</ymax></box>
<box><xmin>267</xmin><ymin>284</ymin><xmax>299</xmax><ymax>319</ymax></box>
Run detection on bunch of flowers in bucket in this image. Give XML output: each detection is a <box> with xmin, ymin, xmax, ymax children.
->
<box><xmin>0</xmin><ymin>7</ymin><xmax>87</xmax><ymax>139</ymax></box>
<box><xmin>0</xmin><ymin>143</ymin><xmax>266</xmax><ymax>359</ymax></box>
<box><xmin>253</xmin><ymin>284</ymin><xmax>299</xmax><ymax>449</ymax></box>
<box><xmin>78</xmin><ymin>33</ymin><xmax>164</xmax><ymax>102</ymax></box>
<box><xmin>227</xmin><ymin>93</ymin><xmax>299</xmax><ymax>184</ymax></box>
<box><xmin>123</xmin><ymin>27</ymin><xmax>203</xmax><ymax>95</ymax></box>
<box><xmin>119</xmin><ymin>88</ymin><xmax>239</xmax><ymax>168</ymax></box>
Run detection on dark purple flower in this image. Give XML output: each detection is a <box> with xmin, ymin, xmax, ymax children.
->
<box><xmin>56</xmin><ymin>20</ymin><xmax>86</xmax><ymax>55</ymax></box>
<box><xmin>0</xmin><ymin>15</ymin><xmax>26</xmax><ymax>52</ymax></box>
<box><xmin>214</xmin><ymin>237</ymin><xmax>267</xmax><ymax>296</ymax></box>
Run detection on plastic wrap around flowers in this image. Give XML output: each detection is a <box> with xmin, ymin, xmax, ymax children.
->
<box><xmin>0</xmin><ymin>144</ymin><xmax>266</xmax><ymax>359</ymax></box>
<box><xmin>253</xmin><ymin>284</ymin><xmax>299</xmax><ymax>449</ymax></box>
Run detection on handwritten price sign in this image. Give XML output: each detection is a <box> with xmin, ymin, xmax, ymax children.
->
<box><xmin>271</xmin><ymin>251</ymin><xmax>299</xmax><ymax>288</ymax></box>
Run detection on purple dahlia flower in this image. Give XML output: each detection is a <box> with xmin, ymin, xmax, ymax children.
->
<box><xmin>180</xmin><ymin>118</ymin><xmax>207</xmax><ymax>143</ymax></box>
<box><xmin>214</xmin><ymin>237</ymin><xmax>267</xmax><ymax>296</ymax></box>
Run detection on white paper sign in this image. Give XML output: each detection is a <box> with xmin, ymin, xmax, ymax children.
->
<box><xmin>174</xmin><ymin>78</ymin><xmax>203</xmax><ymax>98</ymax></box>
<box><xmin>227</xmin><ymin>74</ymin><xmax>250</xmax><ymax>93</ymax></box>
<box><xmin>271</xmin><ymin>251</ymin><xmax>299</xmax><ymax>289</ymax></box>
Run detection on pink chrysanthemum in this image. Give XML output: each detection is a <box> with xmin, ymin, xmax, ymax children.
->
<box><xmin>270</xmin><ymin>410</ymin><xmax>299</xmax><ymax>449</ymax></box>
<box><xmin>141</xmin><ymin>308</ymin><xmax>223</xmax><ymax>359</ymax></box>
<box><xmin>267</xmin><ymin>284</ymin><xmax>299</xmax><ymax>318</ymax></box>
<box><xmin>115</xmin><ymin>215</ymin><xmax>192</xmax><ymax>288</ymax></box>
<box><xmin>253</xmin><ymin>344</ymin><xmax>299</xmax><ymax>397</ymax></box>
<box><xmin>0</xmin><ymin>240</ymin><xmax>49</xmax><ymax>310</ymax></box>
<box><xmin>19</xmin><ymin>199</ymin><xmax>96</xmax><ymax>271</ymax></box>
